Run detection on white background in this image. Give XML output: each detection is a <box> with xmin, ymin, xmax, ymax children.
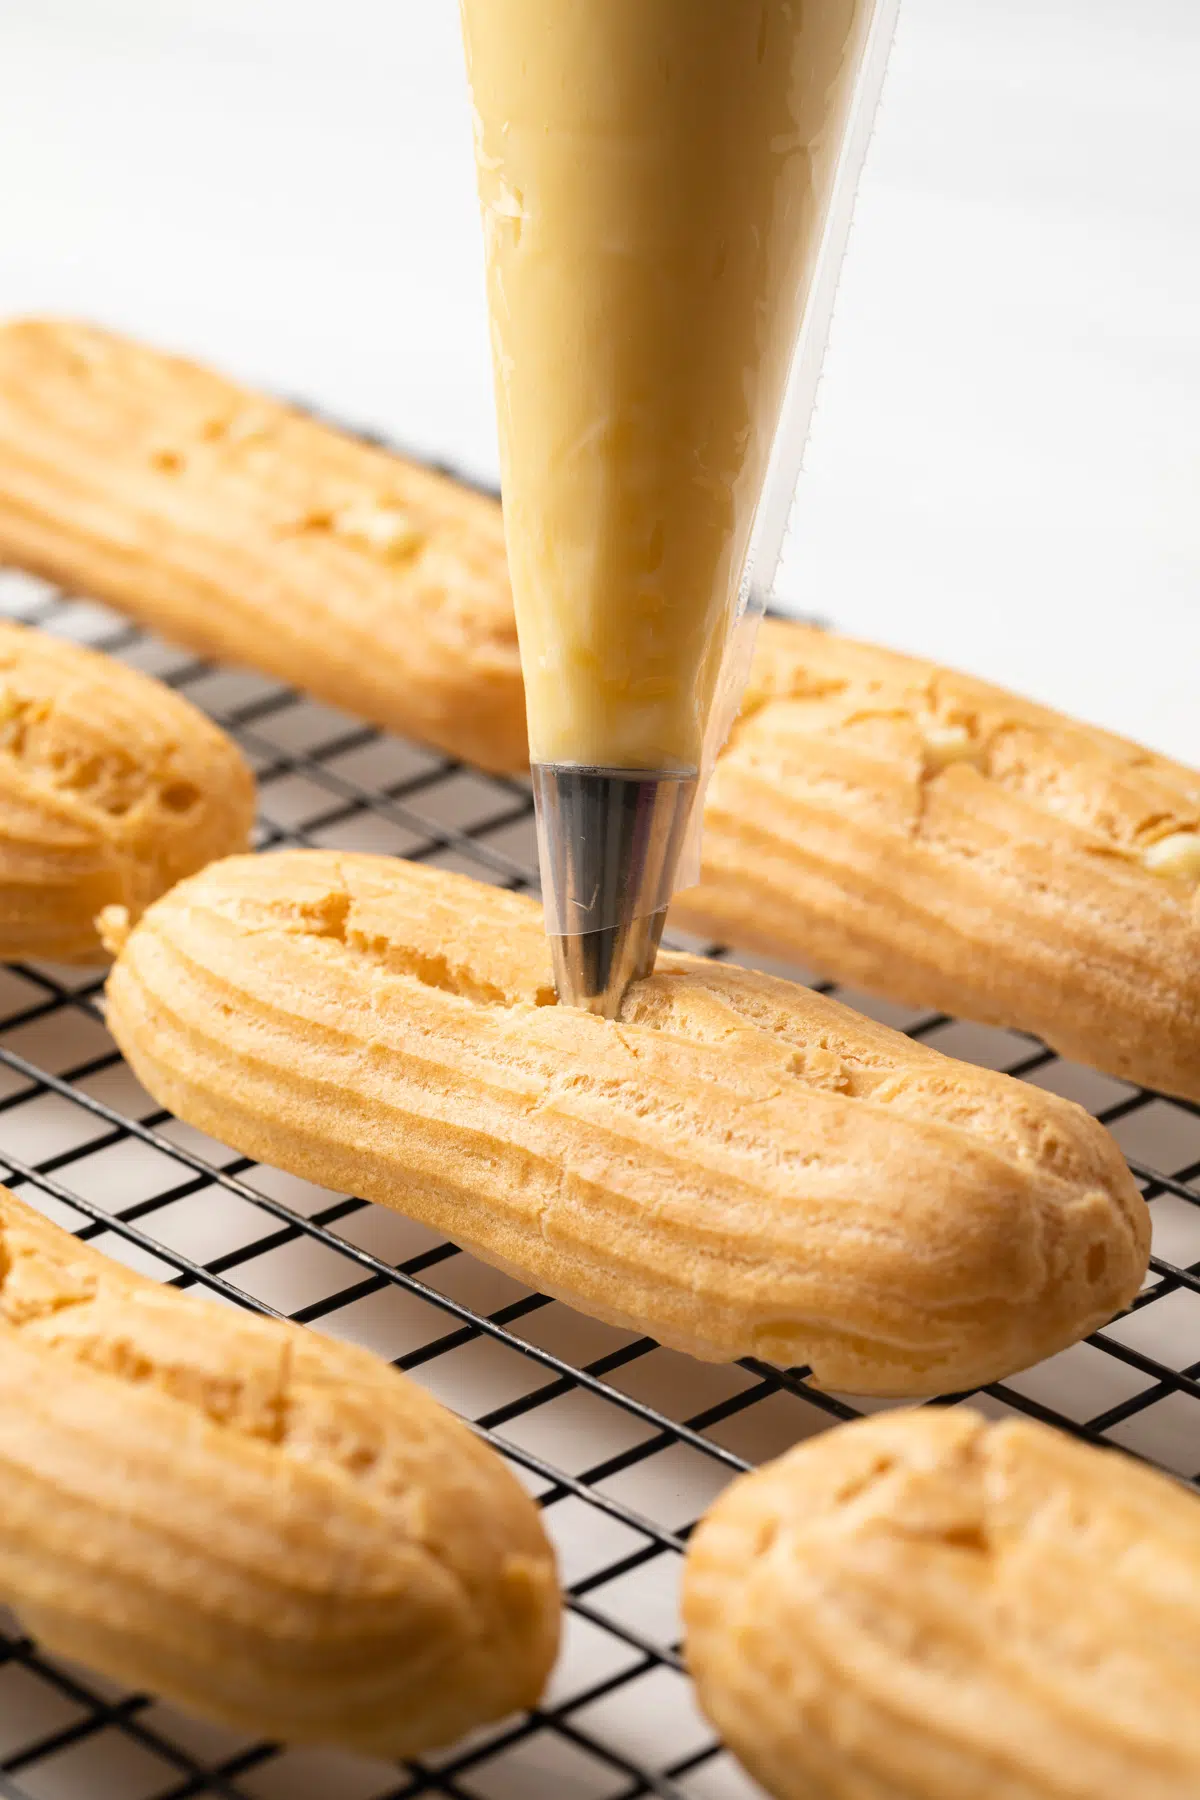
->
<box><xmin>0</xmin><ymin>0</ymin><xmax>1197</xmax><ymax>756</ymax></box>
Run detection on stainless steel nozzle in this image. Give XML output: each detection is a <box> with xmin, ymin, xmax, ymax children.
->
<box><xmin>531</xmin><ymin>765</ymin><xmax>698</xmax><ymax>1019</ymax></box>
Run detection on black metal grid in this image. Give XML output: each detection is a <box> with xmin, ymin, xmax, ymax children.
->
<box><xmin>0</xmin><ymin>522</ymin><xmax>1197</xmax><ymax>1800</ymax></box>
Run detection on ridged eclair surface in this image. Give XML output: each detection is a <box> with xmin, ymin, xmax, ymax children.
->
<box><xmin>683</xmin><ymin>1407</ymin><xmax>1200</xmax><ymax>1800</ymax></box>
<box><xmin>0</xmin><ymin>619</ymin><xmax>253</xmax><ymax>961</ymax></box>
<box><xmin>0</xmin><ymin>318</ymin><xmax>525</xmax><ymax>771</ymax></box>
<box><xmin>103</xmin><ymin>850</ymin><xmax>1148</xmax><ymax>1396</ymax></box>
<box><xmin>672</xmin><ymin>619</ymin><xmax>1200</xmax><ymax>1103</ymax></box>
<box><xmin>0</xmin><ymin>1184</ymin><xmax>559</xmax><ymax>1754</ymax></box>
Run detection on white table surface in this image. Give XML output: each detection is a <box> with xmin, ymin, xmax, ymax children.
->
<box><xmin>0</xmin><ymin>0</ymin><xmax>1197</xmax><ymax>760</ymax></box>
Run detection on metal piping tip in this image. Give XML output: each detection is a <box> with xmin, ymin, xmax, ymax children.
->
<box><xmin>531</xmin><ymin>765</ymin><xmax>698</xmax><ymax>1020</ymax></box>
<box><xmin>548</xmin><ymin>907</ymin><xmax>668</xmax><ymax>1019</ymax></box>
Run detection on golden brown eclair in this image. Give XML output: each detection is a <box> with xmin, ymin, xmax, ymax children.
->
<box><xmin>102</xmin><ymin>850</ymin><xmax>1149</xmax><ymax>1397</ymax></box>
<box><xmin>0</xmin><ymin>1184</ymin><xmax>559</xmax><ymax>1755</ymax></box>
<box><xmin>0</xmin><ymin>318</ymin><xmax>525</xmax><ymax>772</ymax></box>
<box><xmin>672</xmin><ymin>618</ymin><xmax>1200</xmax><ymax>1106</ymax></box>
<box><xmin>683</xmin><ymin>1407</ymin><xmax>1200</xmax><ymax>1800</ymax></box>
<box><xmin>1</xmin><ymin>320</ymin><xmax>1197</xmax><ymax>1099</ymax></box>
<box><xmin>0</xmin><ymin>618</ymin><xmax>254</xmax><ymax>961</ymax></box>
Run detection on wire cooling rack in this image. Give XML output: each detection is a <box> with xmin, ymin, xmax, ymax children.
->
<box><xmin>0</xmin><ymin>527</ymin><xmax>1198</xmax><ymax>1800</ymax></box>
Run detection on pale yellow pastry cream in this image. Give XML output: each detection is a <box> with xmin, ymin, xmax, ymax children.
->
<box><xmin>461</xmin><ymin>0</ymin><xmax>876</xmax><ymax>769</ymax></box>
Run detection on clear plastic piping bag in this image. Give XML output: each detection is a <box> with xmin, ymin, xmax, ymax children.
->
<box><xmin>673</xmin><ymin>0</ymin><xmax>902</xmax><ymax>902</ymax></box>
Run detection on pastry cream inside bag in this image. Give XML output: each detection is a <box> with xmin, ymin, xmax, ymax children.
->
<box><xmin>460</xmin><ymin>0</ymin><xmax>901</xmax><ymax>936</ymax></box>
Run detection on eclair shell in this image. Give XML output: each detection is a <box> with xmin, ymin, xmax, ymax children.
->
<box><xmin>103</xmin><ymin>850</ymin><xmax>1149</xmax><ymax>1396</ymax></box>
<box><xmin>684</xmin><ymin>1407</ymin><xmax>1200</xmax><ymax>1800</ymax></box>
<box><xmin>0</xmin><ymin>1185</ymin><xmax>559</xmax><ymax>1754</ymax></box>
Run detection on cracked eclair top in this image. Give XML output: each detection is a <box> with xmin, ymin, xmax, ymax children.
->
<box><xmin>0</xmin><ymin>618</ymin><xmax>253</xmax><ymax>961</ymax></box>
<box><xmin>0</xmin><ymin>317</ymin><xmax>525</xmax><ymax>773</ymax></box>
<box><xmin>103</xmin><ymin>850</ymin><xmax>1149</xmax><ymax>1396</ymax></box>
<box><xmin>0</xmin><ymin>1184</ymin><xmax>559</xmax><ymax>1755</ymax></box>
<box><xmin>674</xmin><ymin>619</ymin><xmax>1200</xmax><ymax>1098</ymax></box>
<box><xmin>684</xmin><ymin>1406</ymin><xmax>1200</xmax><ymax>1800</ymax></box>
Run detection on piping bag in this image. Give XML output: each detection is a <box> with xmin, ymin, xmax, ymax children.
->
<box><xmin>461</xmin><ymin>0</ymin><xmax>900</xmax><ymax>1016</ymax></box>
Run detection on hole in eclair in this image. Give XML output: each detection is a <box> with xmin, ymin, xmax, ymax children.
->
<box><xmin>160</xmin><ymin>780</ymin><xmax>200</xmax><ymax>813</ymax></box>
<box><xmin>940</xmin><ymin>1523</ymin><xmax>989</xmax><ymax>1554</ymax></box>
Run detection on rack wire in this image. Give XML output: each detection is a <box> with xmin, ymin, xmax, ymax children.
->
<box><xmin>0</xmin><ymin>474</ymin><xmax>1197</xmax><ymax>1800</ymax></box>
